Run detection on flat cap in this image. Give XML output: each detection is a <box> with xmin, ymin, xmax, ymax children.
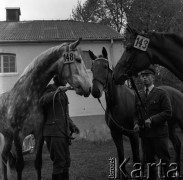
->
<box><xmin>140</xmin><ymin>65</ymin><xmax>155</xmax><ymax>75</ymax></box>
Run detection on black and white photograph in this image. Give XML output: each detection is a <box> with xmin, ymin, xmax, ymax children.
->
<box><xmin>0</xmin><ymin>0</ymin><xmax>183</xmax><ymax>179</ymax></box>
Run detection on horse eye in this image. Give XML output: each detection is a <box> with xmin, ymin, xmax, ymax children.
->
<box><xmin>75</xmin><ymin>58</ymin><xmax>81</xmax><ymax>63</ymax></box>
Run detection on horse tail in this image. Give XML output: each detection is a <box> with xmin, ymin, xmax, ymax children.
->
<box><xmin>0</xmin><ymin>132</ymin><xmax>15</xmax><ymax>179</ymax></box>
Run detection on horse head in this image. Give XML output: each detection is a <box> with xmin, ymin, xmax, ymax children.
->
<box><xmin>56</xmin><ymin>39</ymin><xmax>91</xmax><ymax>97</ymax></box>
<box><xmin>113</xmin><ymin>27</ymin><xmax>152</xmax><ymax>85</ymax></box>
<box><xmin>89</xmin><ymin>47</ymin><xmax>111</xmax><ymax>98</ymax></box>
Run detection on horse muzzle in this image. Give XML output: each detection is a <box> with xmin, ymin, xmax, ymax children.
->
<box><xmin>75</xmin><ymin>86</ymin><xmax>91</xmax><ymax>97</ymax></box>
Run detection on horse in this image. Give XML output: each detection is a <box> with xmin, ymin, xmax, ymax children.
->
<box><xmin>113</xmin><ymin>27</ymin><xmax>183</xmax><ymax>84</ymax></box>
<box><xmin>112</xmin><ymin>28</ymin><xmax>183</xmax><ymax>173</ymax></box>
<box><xmin>0</xmin><ymin>39</ymin><xmax>91</xmax><ymax>180</ymax></box>
<box><xmin>89</xmin><ymin>47</ymin><xmax>140</xmax><ymax>179</ymax></box>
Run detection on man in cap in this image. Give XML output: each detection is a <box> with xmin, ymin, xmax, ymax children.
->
<box><xmin>134</xmin><ymin>65</ymin><xmax>172</xmax><ymax>180</ymax></box>
<box><xmin>40</xmin><ymin>75</ymin><xmax>80</xmax><ymax>180</ymax></box>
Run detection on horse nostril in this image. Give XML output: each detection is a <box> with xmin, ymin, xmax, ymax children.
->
<box><xmin>91</xmin><ymin>88</ymin><xmax>101</xmax><ymax>98</ymax></box>
<box><xmin>89</xmin><ymin>87</ymin><xmax>91</xmax><ymax>93</ymax></box>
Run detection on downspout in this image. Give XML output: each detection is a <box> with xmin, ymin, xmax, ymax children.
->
<box><xmin>109</xmin><ymin>39</ymin><xmax>114</xmax><ymax>69</ymax></box>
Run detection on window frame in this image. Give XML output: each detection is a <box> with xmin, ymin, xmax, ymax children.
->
<box><xmin>0</xmin><ymin>53</ymin><xmax>18</xmax><ymax>76</ymax></box>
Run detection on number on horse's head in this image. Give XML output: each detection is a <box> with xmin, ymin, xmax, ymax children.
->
<box><xmin>113</xmin><ymin>27</ymin><xmax>152</xmax><ymax>85</ymax></box>
<box><xmin>57</xmin><ymin>38</ymin><xmax>91</xmax><ymax>97</ymax></box>
<box><xmin>89</xmin><ymin>47</ymin><xmax>112</xmax><ymax>98</ymax></box>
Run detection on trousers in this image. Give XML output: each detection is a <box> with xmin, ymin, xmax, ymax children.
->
<box><xmin>45</xmin><ymin>136</ymin><xmax>70</xmax><ymax>174</ymax></box>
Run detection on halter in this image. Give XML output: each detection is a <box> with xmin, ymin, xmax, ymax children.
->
<box><xmin>91</xmin><ymin>58</ymin><xmax>110</xmax><ymax>92</ymax></box>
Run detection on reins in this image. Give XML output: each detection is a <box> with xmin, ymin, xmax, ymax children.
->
<box><xmin>129</xmin><ymin>77</ymin><xmax>152</xmax><ymax>124</ymax></box>
<box><xmin>97</xmin><ymin>98</ymin><xmax>137</xmax><ymax>134</ymax></box>
<box><xmin>92</xmin><ymin>58</ymin><xmax>138</xmax><ymax>134</ymax></box>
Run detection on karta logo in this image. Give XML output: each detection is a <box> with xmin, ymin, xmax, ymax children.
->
<box><xmin>109</xmin><ymin>157</ymin><xmax>182</xmax><ymax>179</ymax></box>
<box><xmin>119</xmin><ymin>158</ymin><xmax>182</xmax><ymax>179</ymax></box>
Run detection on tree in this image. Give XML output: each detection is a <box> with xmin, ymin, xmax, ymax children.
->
<box><xmin>127</xmin><ymin>0</ymin><xmax>183</xmax><ymax>33</ymax></box>
<box><xmin>71</xmin><ymin>0</ymin><xmax>101</xmax><ymax>22</ymax></box>
<box><xmin>71</xmin><ymin>0</ymin><xmax>128</xmax><ymax>32</ymax></box>
<box><xmin>71</xmin><ymin>0</ymin><xmax>183</xmax><ymax>33</ymax></box>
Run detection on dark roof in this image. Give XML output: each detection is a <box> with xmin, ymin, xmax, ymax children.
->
<box><xmin>0</xmin><ymin>20</ymin><xmax>124</xmax><ymax>43</ymax></box>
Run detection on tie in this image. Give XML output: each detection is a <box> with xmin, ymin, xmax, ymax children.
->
<box><xmin>145</xmin><ymin>88</ymin><xmax>149</xmax><ymax>97</ymax></box>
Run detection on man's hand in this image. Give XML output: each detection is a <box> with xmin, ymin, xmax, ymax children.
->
<box><xmin>145</xmin><ymin>118</ymin><xmax>151</xmax><ymax>128</ymax></box>
<box><xmin>58</xmin><ymin>86</ymin><xmax>74</xmax><ymax>92</ymax></box>
<box><xmin>134</xmin><ymin>123</ymin><xmax>140</xmax><ymax>132</ymax></box>
<box><xmin>70</xmin><ymin>125</ymin><xmax>80</xmax><ymax>134</ymax></box>
<box><xmin>58</xmin><ymin>86</ymin><xmax>68</xmax><ymax>92</ymax></box>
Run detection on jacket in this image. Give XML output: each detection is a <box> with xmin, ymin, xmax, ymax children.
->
<box><xmin>134</xmin><ymin>86</ymin><xmax>172</xmax><ymax>138</ymax></box>
<box><xmin>40</xmin><ymin>84</ymin><xmax>74</xmax><ymax>137</ymax></box>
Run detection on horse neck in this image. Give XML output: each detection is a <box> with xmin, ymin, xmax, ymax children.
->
<box><xmin>13</xmin><ymin>44</ymin><xmax>65</xmax><ymax>97</ymax></box>
<box><xmin>105</xmin><ymin>70</ymin><xmax>116</xmax><ymax>108</ymax></box>
<box><xmin>150</xmin><ymin>32</ymin><xmax>183</xmax><ymax>81</ymax></box>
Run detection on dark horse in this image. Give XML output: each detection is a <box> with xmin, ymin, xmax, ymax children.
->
<box><xmin>113</xmin><ymin>27</ymin><xmax>183</xmax><ymax>83</ymax></box>
<box><xmin>89</xmin><ymin>47</ymin><xmax>140</xmax><ymax>179</ymax></box>
<box><xmin>0</xmin><ymin>39</ymin><xmax>91</xmax><ymax>180</ymax></box>
<box><xmin>113</xmin><ymin>27</ymin><xmax>183</xmax><ymax>173</ymax></box>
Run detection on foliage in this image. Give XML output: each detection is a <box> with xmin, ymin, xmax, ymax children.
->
<box><xmin>127</xmin><ymin>0</ymin><xmax>183</xmax><ymax>33</ymax></box>
<box><xmin>71</xmin><ymin>0</ymin><xmax>128</xmax><ymax>32</ymax></box>
<box><xmin>71</xmin><ymin>0</ymin><xmax>183</xmax><ymax>33</ymax></box>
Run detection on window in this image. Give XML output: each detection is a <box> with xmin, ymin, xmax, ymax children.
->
<box><xmin>81</xmin><ymin>51</ymin><xmax>92</xmax><ymax>70</ymax></box>
<box><xmin>0</xmin><ymin>54</ymin><xmax>17</xmax><ymax>73</ymax></box>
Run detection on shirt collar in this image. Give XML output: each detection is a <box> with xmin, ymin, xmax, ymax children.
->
<box><xmin>144</xmin><ymin>84</ymin><xmax>154</xmax><ymax>93</ymax></box>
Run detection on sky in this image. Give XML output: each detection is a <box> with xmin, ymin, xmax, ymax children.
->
<box><xmin>0</xmin><ymin>0</ymin><xmax>86</xmax><ymax>21</ymax></box>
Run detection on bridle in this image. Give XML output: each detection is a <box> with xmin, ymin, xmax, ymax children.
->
<box><xmin>91</xmin><ymin>58</ymin><xmax>110</xmax><ymax>92</ymax></box>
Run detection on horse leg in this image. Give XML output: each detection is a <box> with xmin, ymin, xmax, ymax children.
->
<box><xmin>168</xmin><ymin>124</ymin><xmax>181</xmax><ymax>172</ymax></box>
<box><xmin>128</xmin><ymin>133</ymin><xmax>141</xmax><ymax>179</ymax></box>
<box><xmin>14</xmin><ymin>132</ymin><xmax>24</xmax><ymax>180</ymax></box>
<box><xmin>129</xmin><ymin>132</ymin><xmax>140</xmax><ymax>163</ymax></box>
<box><xmin>1</xmin><ymin>134</ymin><xmax>13</xmax><ymax>180</ymax></box>
<box><xmin>34</xmin><ymin>133</ymin><xmax>44</xmax><ymax>180</ymax></box>
<box><xmin>111</xmin><ymin>130</ymin><xmax>126</xmax><ymax>180</ymax></box>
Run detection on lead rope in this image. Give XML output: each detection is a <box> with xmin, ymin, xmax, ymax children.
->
<box><xmin>129</xmin><ymin>77</ymin><xmax>152</xmax><ymax>124</ymax></box>
<box><xmin>97</xmin><ymin>98</ymin><xmax>137</xmax><ymax>134</ymax></box>
<box><xmin>52</xmin><ymin>86</ymin><xmax>74</xmax><ymax>140</ymax></box>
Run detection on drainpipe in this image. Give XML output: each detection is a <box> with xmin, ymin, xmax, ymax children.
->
<box><xmin>109</xmin><ymin>39</ymin><xmax>114</xmax><ymax>69</ymax></box>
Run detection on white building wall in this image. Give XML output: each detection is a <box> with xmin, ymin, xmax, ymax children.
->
<box><xmin>0</xmin><ymin>40</ymin><xmax>124</xmax><ymax>117</ymax></box>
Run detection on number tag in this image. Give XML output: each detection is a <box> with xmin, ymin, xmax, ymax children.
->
<box><xmin>133</xmin><ymin>35</ymin><xmax>150</xmax><ymax>51</ymax></box>
<box><xmin>63</xmin><ymin>52</ymin><xmax>75</xmax><ymax>64</ymax></box>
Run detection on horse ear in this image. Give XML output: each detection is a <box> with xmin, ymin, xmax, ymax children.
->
<box><xmin>89</xmin><ymin>50</ymin><xmax>97</xmax><ymax>60</ymax></box>
<box><xmin>69</xmin><ymin>38</ymin><xmax>82</xmax><ymax>50</ymax></box>
<box><xmin>126</xmin><ymin>24</ymin><xmax>138</xmax><ymax>35</ymax></box>
<box><xmin>102</xmin><ymin>47</ymin><xmax>108</xmax><ymax>59</ymax></box>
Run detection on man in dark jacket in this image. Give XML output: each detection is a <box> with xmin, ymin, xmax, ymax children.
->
<box><xmin>134</xmin><ymin>66</ymin><xmax>172</xmax><ymax>180</ymax></box>
<box><xmin>40</xmin><ymin>75</ymin><xmax>80</xmax><ymax>180</ymax></box>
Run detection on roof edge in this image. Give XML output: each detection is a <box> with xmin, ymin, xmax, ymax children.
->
<box><xmin>0</xmin><ymin>38</ymin><xmax>124</xmax><ymax>44</ymax></box>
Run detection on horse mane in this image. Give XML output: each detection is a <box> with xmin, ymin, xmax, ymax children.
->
<box><xmin>20</xmin><ymin>43</ymin><xmax>67</xmax><ymax>79</ymax></box>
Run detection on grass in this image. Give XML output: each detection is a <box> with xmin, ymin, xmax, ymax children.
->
<box><xmin>22</xmin><ymin>139</ymin><xmax>120</xmax><ymax>180</ymax></box>
<box><xmin>4</xmin><ymin>130</ymin><xmax>183</xmax><ymax>180</ymax></box>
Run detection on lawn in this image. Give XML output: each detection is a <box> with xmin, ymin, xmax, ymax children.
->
<box><xmin>9</xmin><ymin>139</ymin><xmax>129</xmax><ymax>180</ymax></box>
<box><xmin>23</xmin><ymin>139</ymin><xmax>120</xmax><ymax>180</ymax></box>
<box><xmin>4</xmin><ymin>130</ymin><xmax>183</xmax><ymax>180</ymax></box>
